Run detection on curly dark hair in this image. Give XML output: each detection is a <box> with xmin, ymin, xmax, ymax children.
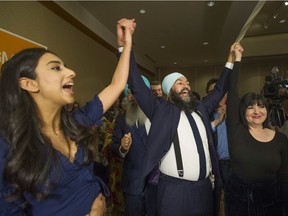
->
<box><xmin>0</xmin><ymin>48</ymin><xmax>98</xmax><ymax>202</ymax></box>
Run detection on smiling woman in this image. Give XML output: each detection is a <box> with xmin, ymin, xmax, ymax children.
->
<box><xmin>0</xmin><ymin>18</ymin><xmax>135</xmax><ymax>216</ymax></box>
<box><xmin>226</xmin><ymin>43</ymin><xmax>288</xmax><ymax>216</ymax></box>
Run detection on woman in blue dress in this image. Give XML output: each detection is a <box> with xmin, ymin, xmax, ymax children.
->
<box><xmin>0</xmin><ymin>18</ymin><xmax>135</xmax><ymax>216</ymax></box>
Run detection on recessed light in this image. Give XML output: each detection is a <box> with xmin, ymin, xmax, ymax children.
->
<box><xmin>273</xmin><ymin>11</ymin><xmax>278</xmax><ymax>19</ymax></box>
<box><xmin>139</xmin><ymin>9</ymin><xmax>146</xmax><ymax>14</ymax></box>
<box><xmin>285</xmin><ymin>1</ymin><xmax>288</xmax><ymax>6</ymax></box>
<box><xmin>207</xmin><ymin>1</ymin><xmax>215</xmax><ymax>7</ymax></box>
<box><xmin>204</xmin><ymin>59</ymin><xmax>209</xmax><ymax>63</ymax></box>
<box><xmin>161</xmin><ymin>45</ymin><xmax>166</xmax><ymax>49</ymax></box>
<box><xmin>173</xmin><ymin>62</ymin><xmax>177</xmax><ymax>65</ymax></box>
<box><xmin>279</xmin><ymin>19</ymin><xmax>286</xmax><ymax>24</ymax></box>
<box><xmin>203</xmin><ymin>42</ymin><xmax>209</xmax><ymax>45</ymax></box>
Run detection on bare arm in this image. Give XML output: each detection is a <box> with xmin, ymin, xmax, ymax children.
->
<box><xmin>98</xmin><ymin>18</ymin><xmax>136</xmax><ymax>113</ymax></box>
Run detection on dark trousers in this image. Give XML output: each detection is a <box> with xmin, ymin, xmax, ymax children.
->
<box><xmin>214</xmin><ymin>160</ymin><xmax>232</xmax><ymax>216</ymax></box>
<box><xmin>225</xmin><ymin>174</ymin><xmax>284</xmax><ymax>216</ymax></box>
<box><xmin>219</xmin><ymin>160</ymin><xmax>232</xmax><ymax>185</ymax></box>
<box><xmin>123</xmin><ymin>183</ymin><xmax>158</xmax><ymax>216</ymax></box>
<box><xmin>146</xmin><ymin>183</ymin><xmax>158</xmax><ymax>216</ymax></box>
<box><xmin>157</xmin><ymin>173</ymin><xmax>213</xmax><ymax>216</ymax></box>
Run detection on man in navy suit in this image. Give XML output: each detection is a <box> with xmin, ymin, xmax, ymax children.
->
<box><xmin>117</xmin><ymin>18</ymin><xmax>236</xmax><ymax>216</ymax></box>
<box><xmin>110</xmin><ymin>76</ymin><xmax>157</xmax><ymax>216</ymax></box>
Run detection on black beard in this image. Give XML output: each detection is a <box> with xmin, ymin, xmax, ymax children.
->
<box><xmin>170</xmin><ymin>90</ymin><xmax>196</xmax><ymax>112</ymax></box>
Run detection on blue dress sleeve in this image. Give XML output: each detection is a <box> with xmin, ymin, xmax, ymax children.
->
<box><xmin>0</xmin><ymin>137</ymin><xmax>26</xmax><ymax>216</ymax></box>
<box><xmin>72</xmin><ymin>95</ymin><xmax>104</xmax><ymax>127</ymax></box>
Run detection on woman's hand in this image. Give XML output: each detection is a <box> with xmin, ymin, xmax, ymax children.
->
<box><xmin>117</xmin><ymin>18</ymin><xmax>136</xmax><ymax>47</ymax></box>
<box><xmin>86</xmin><ymin>193</ymin><xmax>106</xmax><ymax>216</ymax></box>
<box><xmin>233</xmin><ymin>43</ymin><xmax>244</xmax><ymax>61</ymax></box>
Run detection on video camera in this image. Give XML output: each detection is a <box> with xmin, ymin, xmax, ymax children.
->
<box><xmin>263</xmin><ymin>67</ymin><xmax>288</xmax><ymax>99</ymax></box>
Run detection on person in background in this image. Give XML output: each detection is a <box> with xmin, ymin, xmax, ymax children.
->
<box><xmin>207</xmin><ymin>78</ymin><xmax>218</xmax><ymax>94</ymax></box>
<box><xmin>226</xmin><ymin>43</ymin><xmax>288</xmax><ymax>215</ymax></box>
<box><xmin>111</xmin><ymin>76</ymin><xmax>157</xmax><ymax>216</ymax></box>
<box><xmin>0</xmin><ymin>18</ymin><xmax>135</xmax><ymax>216</ymax></box>
<box><xmin>118</xmin><ymin>20</ymin><xmax>236</xmax><ymax>215</ymax></box>
<box><xmin>120</xmin><ymin>96</ymin><xmax>128</xmax><ymax>114</ymax></box>
<box><xmin>151</xmin><ymin>80</ymin><xmax>165</xmax><ymax>98</ymax></box>
<box><xmin>104</xmin><ymin>98</ymin><xmax>121</xmax><ymax>122</ymax></box>
<box><xmin>99</xmin><ymin>97</ymin><xmax>126</xmax><ymax>216</ymax></box>
<box><xmin>202</xmin><ymin>78</ymin><xmax>218</xmax><ymax>100</ymax></box>
<box><xmin>210</xmin><ymin>93</ymin><xmax>230</xmax><ymax>216</ymax></box>
<box><xmin>95</xmin><ymin>96</ymin><xmax>124</xmax><ymax>198</ymax></box>
<box><xmin>280</xmin><ymin>97</ymin><xmax>288</xmax><ymax>138</ymax></box>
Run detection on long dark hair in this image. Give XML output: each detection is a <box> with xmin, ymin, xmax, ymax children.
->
<box><xmin>0</xmin><ymin>48</ymin><xmax>97</xmax><ymax>202</ymax></box>
<box><xmin>239</xmin><ymin>92</ymin><xmax>270</xmax><ymax>128</ymax></box>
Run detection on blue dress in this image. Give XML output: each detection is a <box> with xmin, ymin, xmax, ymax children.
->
<box><xmin>0</xmin><ymin>96</ymin><xmax>109</xmax><ymax>216</ymax></box>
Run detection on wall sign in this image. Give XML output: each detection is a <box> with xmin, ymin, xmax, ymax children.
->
<box><xmin>0</xmin><ymin>28</ymin><xmax>47</xmax><ymax>68</ymax></box>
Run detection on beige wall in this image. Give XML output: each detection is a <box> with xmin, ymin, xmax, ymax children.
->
<box><xmin>0</xmin><ymin>1</ymin><xmax>120</xmax><ymax>105</ymax></box>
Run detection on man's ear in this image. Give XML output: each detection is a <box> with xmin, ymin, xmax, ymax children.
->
<box><xmin>19</xmin><ymin>77</ymin><xmax>39</xmax><ymax>93</ymax></box>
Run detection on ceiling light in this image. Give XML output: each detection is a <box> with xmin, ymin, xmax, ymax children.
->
<box><xmin>160</xmin><ymin>45</ymin><xmax>166</xmax><ymax>49</ymax></box>
<box><xmin>204</xmin><ymin>59</ymin><xmax>209</xmax><ymax>63</ymax></box>
<box><xmin>285</xmin><ymin>2</ymin><xmax>288</xmax><ymax>6</ymax></box>
<box><xmin>203</xmin><ymin>42</ymin><xmax>209</xmax><ymax>45</ymax></box>
<box><xmin>273</xmin><ymin>10</ymin><xmax>279</xmax><ymax>19</ymax></box>
<box><xmin>173</xmin><ymin>62</ymin><xmax>177</xmax><ymax>65</ymax></box>
<box><xmin>279</xmin><ymin>19</ymin><xmax>286</xmax><ymax>23</ymax></box>
<box><xmin>139</xmin><ymin>9</ymin><xmax>146</xmax><ymax>14</ymax></box>
<box><xmin>207</xmin><ymin>1</ymin><xmax>215</xmax><ymax>7</ymax></box>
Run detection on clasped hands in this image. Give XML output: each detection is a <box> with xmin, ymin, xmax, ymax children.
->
<box><xmin>117</xmin><ymin>18</ymin><xmax>136</xmax><ymax>47</ymax></box>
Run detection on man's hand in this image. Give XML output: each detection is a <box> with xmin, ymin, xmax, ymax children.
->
<box><xmin>213</xmin><ymin>104</ymin><xmax>226</xmax><ymax>127</ymax></box>
<box><xmin>120</xmin><ymin>132</ymin><xmax>132</xmax><ymax>152</ymax></box>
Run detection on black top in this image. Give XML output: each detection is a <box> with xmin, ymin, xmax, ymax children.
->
<box><xmin>227</xmin><ymin>62</ymin><xmax>288</xmax><ymax>187</ymax></box>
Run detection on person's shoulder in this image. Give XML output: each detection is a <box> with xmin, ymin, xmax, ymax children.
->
<box><xmin>274</xmin><ymin>130</ymin><xmax>288</xmax><ymax>144</ymax></box>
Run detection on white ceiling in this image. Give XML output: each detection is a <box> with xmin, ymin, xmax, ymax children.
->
<box><xmin>51</xmin><ymin>1</ymin><xmax>288</xmax><ymax>73</ymax></box>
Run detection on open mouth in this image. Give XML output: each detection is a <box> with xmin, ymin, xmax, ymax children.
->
<box><xmin>252</xmin><ymin>115</ymin><xmax>262</xmax><ymax>119</ymax></box>
<box><xmin>63</xmin><ymin>82</ymin><xmax>74</xmax><ymax>94</ymax></box>
<box><xmin>179</xmin><ymin>89</ymin><xmax>189</xmax><ymax>96</ymax></box>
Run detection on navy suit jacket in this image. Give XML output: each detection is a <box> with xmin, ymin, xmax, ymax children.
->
<box><xmin>110</xmin><ymin>113</ymin><xmax>148</xmax><ymax>195</ymax></box>
<box><xmin>124</xmin><ymin>51</ymin><xmax>232</xmax><ymax>184</ymax></box>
